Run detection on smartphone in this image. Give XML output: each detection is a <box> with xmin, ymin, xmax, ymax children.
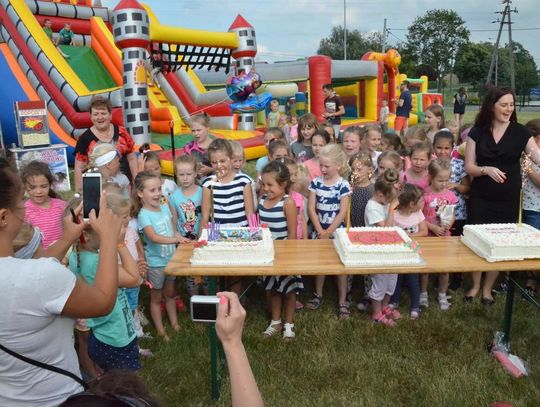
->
<box><xmin>82</xmin><ymin>172</ymin><xmax>102</xmax><ymax>221</ymax></box>
<box><xmin>190</xmin><ymin>295</ymin><xmax>220</xmax><ymax>323</ymax></box>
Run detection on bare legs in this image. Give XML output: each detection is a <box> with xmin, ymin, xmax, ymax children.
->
<box><xmin>150</xmin><ymin>280</ymin><xmax>179</xmax><ymax>341</ymax></box>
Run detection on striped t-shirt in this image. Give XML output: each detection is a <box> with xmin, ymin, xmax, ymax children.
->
<box><xmin>258</xmin><ymin>195</ymin><xmax>288</xmax><ymax>240</ymax></box>
<box><xmin>202</xmin><ymin>173</ymin><xmax>252</xmax><ymax>227</ymax></box>
<box><xmin>309</xmin><ymin>176</ymin><xmax>350</xmax><ymax>230</ymax></box>
<box><xmin>24</xmin><ymin>198</ymin><xmax>67</xmax><ymax>249</ymax></box>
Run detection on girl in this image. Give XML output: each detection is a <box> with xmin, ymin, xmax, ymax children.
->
<box><xmin>390</xmin><ymin>183</ymin><xmax>427</xmax><ymax>319</ymax></box>
<box><xmin>291</xmin><ymin>113</ymin><xmax>318</xmax><ymax>163</ymax></box>
<box><xmin>169</xmin><ymin>155</ymin><xmax>208</xmax><ymax>296</ymax></box>
<box><xmin>89</xmin><ymin>143</ymin><xmax>130</xmax><ymax>195</ymax></box>
<box><xmin>306</xmin><ymin>144</ymin><xmax>351</xmax><ymax>319</ymax></box>
<box><xmin>134</xmin><ymin>171</ymin><xmax>186</xmax><ymax>341</ymax></box>
<box><xmin>361</xmin><ymin>125</ymin><xmax>383</xmax><ymax>169</ymax></box>
<box><xmin>424</xmin><ymin>104</ymin><xmax>445</xmax><ymax>143</ymax></box>
<box><xmin>267</xmin><ymin>99</ymin><xmax>281</xmax><ymax>128</ymax></box>
<box><xmin>268</xmin><ymin>140</ymin><xmax>290</xmax><ymax>162</ymax></box>
<box><xmin>289</xmin><ymin>115</ymin><xmax>299</xmax><ymax>143</ymax></box>
<box><xmin>69</xmin><ymin>196</ymin><xmax>143</xmax><ymax>372</ymax></box>
<box><xmin>349</xmin><ymin>152</ymin><xmax>374</xmax><ymax>227</ymax></box>
<box><xmin>342</xmin><ymin>126</ymin><xmax>362</xmax><ymax>159</ymax></box>
<box><xmin>401</xmin><ymin>142</ymin><xmax>432</xmax><ymax>192</ymax></box>
<box><xmin>402</xmin><ymin>125</ymin><xmax>428</xmax><ymax>170</ymax></box>
<box><xmin>364</xmin><ymin>169</ymin><xmax>400</xmax><ymax>326</ymax></box>
<box><xmin>304</xmin><ymin>129</ymin><xmax>331</xmax><ymax>181</ymax></box>
<box><xmin>22</xmin><ymin>160</ymin><xmax>67</xmax><ymax>249</ymax></box>
<box><xmin>377</xmin><ymin>151</ymin><xmax>403</xmax><ymax>177</ymax></box>
<box><xmin>279</xmin><ymin>114</ymin><xmax>290</xmax><ymax>141</ymax></box>
<box><xmin>259</xmin><ymin>161</ymin><xmax>302</xmax><ymax>339</ymax></box>
<box><xmin>381</xmin><ymin>132</ymin><xmax>403</xmax><ymax>153</ymax></box>
<box><xmin>184</xmin><ymin>113</ymin><xmax>214</xmax><ymax>178</ymax></box>
<box><xmin>420</xmin><ymin>158</ymin><xmax>457</xmax><ymax>310</ymax></box>
<box><xmin>138</xmin><ymin>144</ymin><xmax>177</xmax><ymax>201</ymax></box>
<box><xmin>255</xmin><ymin>127</ymin><xmax>287</xmax><ymax>178</ymax></box>
<box><xmin>230</xmin><ymin>140</ymin><xmax>246</xmax><ymax>174</ymax></box>
<box><xmin>283</xmin><ymin>157</ymin><xmax>308</xmax><ymax>240</ymax></box>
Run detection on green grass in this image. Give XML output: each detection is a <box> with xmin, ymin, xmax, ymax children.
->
<box><xmin>138</xmin><ymin>280</ymin><xmax>540</xmax><ymax>406</ymax></box>
<box><xmin>460</xmin><ymin>111</ymin><xmax>539</xmax><ymax>127</ymax></box>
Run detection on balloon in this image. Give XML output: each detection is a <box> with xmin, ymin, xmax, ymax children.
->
<box><xmin>230</xmin><ymin>92</ymin><xmax>272</xmax><ymax>113</ymax></box>
<box><xmin>226</xmin><ymin>71</ymin><xmax>262</xmax><ymax>102</ymax></box>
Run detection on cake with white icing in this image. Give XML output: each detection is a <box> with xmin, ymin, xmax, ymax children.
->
<box><xmin>190</xmin><ymin>226</ymin><xmax>274</xmax><ymax>266</ymax></box>
<box><xmin>333</xmin><ymin>227</ymin><xmax>424</xmax><ymax>267</ymax></box>
<box><xmin>461</xmin><ymin>223</ymin><xmax>540</xmax><ymax>262</ymax></box>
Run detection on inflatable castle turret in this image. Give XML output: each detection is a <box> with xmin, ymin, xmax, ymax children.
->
<box><xmin>229</xmin><ymin>15</ymin><xmax>257</xmax><ymax>131</ymax></box>
<box><xmin>112</xmin><ymin>0</ymin><xmax>151</xmax><ymax>144</ymax></box>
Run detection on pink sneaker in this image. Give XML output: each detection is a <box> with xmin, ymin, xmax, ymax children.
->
<box><xmin>382</xmin><ymin>306</ymin><xmax>402</xmax><ymax>320</ymax></box>
<box><xmin>295</xmin><ymin>301</ymin><xmax>304</xmax><ymax>310</ymax></box>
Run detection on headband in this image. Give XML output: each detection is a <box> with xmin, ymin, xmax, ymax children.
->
<box><xmin>94</xmin><ymin>150</ymin><xmax>118</xmax><ymax>167</ymax></box>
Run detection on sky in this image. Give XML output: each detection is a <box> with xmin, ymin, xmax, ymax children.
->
<box><xmin>104</xmin><ymin>0</ymin><xmax>540</xmax><ymax>67</ymax></box>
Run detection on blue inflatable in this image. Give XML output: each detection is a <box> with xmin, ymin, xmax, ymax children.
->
<box><xmin>226</xmin><ymin>71</ymin><xmax>271</xmax><ymax>113</ymax></box>
<box><xmin>229</xmin><ymin>92</ymin><xmax>272</xmax><ymax>113</ymax></box>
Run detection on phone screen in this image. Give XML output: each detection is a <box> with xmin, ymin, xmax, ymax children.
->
<box><xmin>192</xmin><ymin>303</ymin><xmax>218</xmax><ymax>322</ymax></box>
<box><xmin>83</xmin><ymin>175</ymin><xmax>101</xmax><ymax>219</ymax></box>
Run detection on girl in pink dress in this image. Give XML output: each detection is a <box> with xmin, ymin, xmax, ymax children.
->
<box><xmin>303</xmin><ymin>130</ymin><xmax>331</xmax><ymax>181</ymax></box>
<box><xmin>400</xmin><ymin>142</ymin><xmax>432</xmax><ymax>192</ymax></box>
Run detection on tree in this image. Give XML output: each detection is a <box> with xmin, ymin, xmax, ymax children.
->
<box><xmin>318</xmin><ymin>26</ymin><xmax>384</xmax><ymax>60</ymax></box>
<box><xmin>454</xmin><ymin>42</ymin><xmax>492</xmax><ymax>86</ymax></box>
<box><xmin>406</xmin><ymin>9</ymin><xmax>470</xmax><ymax>91</ymax></box>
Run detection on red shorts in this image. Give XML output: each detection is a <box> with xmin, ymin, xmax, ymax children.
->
<box><xmin>394</xmin><ymin>116</ymin><xmax>408</xmax><ymax>132</ymax></box>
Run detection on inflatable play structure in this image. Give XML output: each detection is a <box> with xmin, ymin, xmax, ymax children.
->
<box><xmin>0</xmin><ymin>0</ymin><xmax>441</xmax><ymax>175</ymax></box>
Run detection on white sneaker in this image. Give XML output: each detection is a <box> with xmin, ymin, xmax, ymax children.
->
<box><xmin>135</xmin><ymin>307</ymin><xmax>149</xmax><ymax>326</ymax></box>
<box><xmin>438</xmin><ymin>295</ymin><xmax>452</xmax><ymax>311</ymax></box>
<box><xmin>283</xmin><ymin>323</ymin><xmax>295</xmax><ymax>340</ymax></box>
<box><xmin>419</xmin><ymin>292</ymin><xmax>429</xmax><ymax>308</ymax></box>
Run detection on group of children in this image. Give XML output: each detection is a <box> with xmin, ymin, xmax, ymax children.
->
<box><xmin>18</xmin><ymin>105</ymin><xmax>540</xmax><ymax>375</ymax></box>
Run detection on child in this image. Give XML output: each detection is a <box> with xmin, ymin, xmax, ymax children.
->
<box><xmin>420</xmin><ymin>158</ymin><xmax>457</xmax><ymax>310</ymax></box>
<box><xmin>139</xmin><ymin>144</ymin><xmax>177</xmax><ymax>201</ymax></box>
<box><xmin>283</xmin><ymin>157</ymin><xmax>309</xmax><ymax>240</ymax></box>
<box><xmin>342</xmin><ymin>126</ymin><xmax>362</xmax><ymax>159</ymax></box>
<box><xmin>169</xmin><ymin>155</ymin><xmax>208</xmax><ymax>296</ymax></box>
<box><xmin>364</xmin><ymin>169</ymin><xmax>400</xmax><ymax>326</ymax></box>
<box><xmin>255</xmin><ymin>127</ymin><xmax>287</xmax><ymax>178</ymax></box>
<box><xmin>349</xmin><ymin>152</ymin><xmax>374</xmax><ymax>227</ymax></box>
<box><xmin>361</xmin><ymin>125</ymin><xmax>382</xmax><ymax>169</ymax></box>
<box><xmin>377</xmin><ymin>151</ymin><xmax>403</xmax><ymax>177</ymax></box>
<box><xmin>381</xmin><ymin>132</ymin><xmax>403</xmax><ymax>153</ymax></box>
<box><xmin>306</xmin><ymin>145</ymin><xmax>351</xmax><ymax>319</ymax></box>
<box><xmin>55</xmin><ymin>22</ymin><xmax>74</xmax><ymax>46</ymax></box>
<box><xmin>401</xmin><ymin>142</ymin><xmax>432</xmax><ymax>192</ymax></box>
<box><xmin>184</xmin><ymin>113</ymin><xmax>214</xmax><ymax>178</ymax></box>
<box><xmin>268</xmin><ymin>140</ymin><xmax>290</xmax><ymax>162</ymax></box>
<box><xmin>267</xmin><ymin>99</ymin><xmax>281</xmax><ymax>128</ymax></box>
<box><xmin>69</xmin><ymin>198</ymin><xmax>142</xmax><ymax>371</ymax></box>
<box><xmin>230</xmin><ymin>140</ymin><xmax>247</xmax><ymax>174</ymax></box>
<box><xmin>304</xmin><ymin>129</ymin><xmax>330</xmax><ymax>181</ymax></box>
<box><xmin>379</xmin><ymin>99</ymin><xmax>389</xmax><ymax>132</ymax></box>
<box><xmin>445</xmin><ymin>119</ymin><xmax>459</xmax><ymax>142</ymax></box>
<box><xmin>289</xmin><ymin>115</ymin><xmax>299</xmax><ymax>143</ymax></box>
<box><xmin>134</xmin><ymin>171</ymin><xmax>186</xmax><ymax>341</ymax></box>
<box><xmin>22</xmin><ymin>160</ymin><xmax>67</xmax><ymax>249</ymax></box>
<box><xmin>291</xmin><ymin>113</ymin><xmax>318</xmax><ymax>163</ymax></box>
<box><xmin>402</xmin><ymin>125</ymin><xmax>428</xmax><ymax>170</ymax></box>
<box><xmin>424</xmin><ymin>104</ymin><xmax>445</xmax><ymax>143</ymax></box>
<box><xmin>279</xmin><ymin>114</ymin><xmax>290</xmax><ymax>141</ymax></box>
<box><xmin>259</xmin><ymin>161</ymin><xmax>302</xmax><ymax>339</ymax></box>
<box><xmin>90</xmin><ymin>143</ymin><xmax>130</xmax><ymax>196</ymax></box>
<box><xmin>390</xmin><ymin>183</ymin><xmax>427</xmax><ymax>319</ymax></box>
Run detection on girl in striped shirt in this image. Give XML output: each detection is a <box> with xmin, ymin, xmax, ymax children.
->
<box><xmin>259</xmin><ymin>161</ymin><xmax>302</xmax><ymax>340</ymax></box>
<box><xmin>306</xmin><ymin>145</ymin><xmax>351</xmax><ymax>319</ymax></box>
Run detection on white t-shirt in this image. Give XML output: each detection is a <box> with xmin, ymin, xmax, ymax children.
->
<box><xmin>0</xmin><ymin>257</ymin><xmax>82</xmax><ymax>407</ymax></box>
<box><xmin>364</xmin><ymin>199</ymin><xmax>389</xmax><ymax>227</ymax></box>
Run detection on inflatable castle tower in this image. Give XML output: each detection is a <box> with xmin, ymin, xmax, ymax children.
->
<box><xmin>112</xmin><ymin>0</ymin><xmax>151</xmax><ymax>144</ymax></box>
<box><xmin>228</xmin><ymin>15</ymin><xmax>257</xmax><ymax>131</ymax></box>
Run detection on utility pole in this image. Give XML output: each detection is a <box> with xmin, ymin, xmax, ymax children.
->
<box><xmin>381</xmin><ymin>18</ymin><xmax>387</xmax><ymax>52</ymax></box>
<box><xmin>485</xmin><ymin>0</ymin><xmax>517</xmax><ymax>90</ymax></box>
<box><xmin>343</xmin><ymin>0</ymin><xmax>347</xmax><ymax>60</ymax></box>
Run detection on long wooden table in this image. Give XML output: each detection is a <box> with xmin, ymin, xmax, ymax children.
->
<box><xmin>166</xmin><ymin>237</ymin><xmax>540</xmax><ymax>276</ymax></box>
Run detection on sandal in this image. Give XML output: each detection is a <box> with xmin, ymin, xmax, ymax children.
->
<box><xmin>306</xmin><ymin>293</ymin><xmax>323</xmax><ymax>310</ymax></box>
<box><xmin>382</xmin><ymin>306</ymin><xmax>402</xmax><ymax>320</ymax></box>
<box><xmin>337</xmin><ymin>303</ymin><xmax>351</xmax><ymax>320</ymax></box>
<box><xmin>283</xmin><ymin>323</ymin><xmax>295</xmax><ymax>340</ymax></box>
<box><xmin>372</xmin><ymin>314</ymin><xmax>395</xmax><ymax>327</ymax></box>
<box><xmin>263</xmin><ymin>320</ymin><xmax>282</xmax><ymax>337</ymax></box>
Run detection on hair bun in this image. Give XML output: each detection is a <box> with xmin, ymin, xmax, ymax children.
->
<box><xmin>383</xmin><ymin>168</ymin><xmax>399</xmax><ymax>184</ymax></box>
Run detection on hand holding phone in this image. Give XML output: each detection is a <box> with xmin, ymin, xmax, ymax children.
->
<box><xmin>82</xmin><ymin>172</ymin><xmax>102</xmax><ymax>221</ymax></box>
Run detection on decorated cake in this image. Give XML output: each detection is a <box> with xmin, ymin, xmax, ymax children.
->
<box><xmin>190</xmin><ymin>224</ymin><xmax>274</xmax><ymax>266</ymax></box>
<box><xmin>333</xmin><ymin>227</ymin><xmax>424</xmax><ymax>267</ymax></box>
<box><xmin>461</xmin><ymin>223</ymin><xmax>540</xmax><ymax>262</ymax></box>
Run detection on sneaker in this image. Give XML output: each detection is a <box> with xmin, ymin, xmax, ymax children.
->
<box><xmin>438</xmin><ymin>295</ymin><xmax>452</xmax><ymax>311</ymax></box>
<box><xmin>263</xmin><ymin>321</ymin><xmax>282</xmax><ymax>337</ymax></box>
<box><xmin>419</xmin><ymin>292</ymin><xmax>429</xmax><ymax>308</ymax></box>
<box><xmin>283</xmin><ymin>323</ymin><xmax>295</xmax><ymax>340</ymax></box>
<box><xmin>410</xmin><ymin>310</ymin><xmax>420</xmax><ymax>320</ymax></box>
<box><xmin>356</xmin><ymin>299</ymin><xmax>370</xmax><ymax>312</ymax></box>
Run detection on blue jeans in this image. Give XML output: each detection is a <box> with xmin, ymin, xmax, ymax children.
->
<box><xmin>391</xmin><ymin>273</ymin><xmax>420</xmax><ymax>311</ymax></box>
<box><xmin>524</xmin><ymin>210</ymin><xmax>540</xmax><ymax>230</ymax></box>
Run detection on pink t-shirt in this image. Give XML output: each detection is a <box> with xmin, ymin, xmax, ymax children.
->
<box><xmin>400</xmin><ymin>170</ymin><xmax>430</xmax><ymax>192</ymax></box>
<box><xmin>393</xmin><ymin>209</ymin><xmax>425</xmax><ymax>235</ymax></box>
<box><xmin>24</xmin><ymin>198</ymin><xmax>67</xmax><ymax>249</ymax></box>
<box><xmin>423</xmin><ymin>188</ymin><xmax>458</xmax><ymax>236</ymax></box>
<box><xmin>290</xmin><ymin>190</ymin><xmax>305</xmax><ymax>239</ymax></box>
<box><xmin>303</xmin><ymin>159</ymin><xmax>321</xmax><ymax>181</ymax></box>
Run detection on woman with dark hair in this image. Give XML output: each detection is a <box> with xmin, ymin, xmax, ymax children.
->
<box><xmin>0</xmin><ymin>158</ymin><xmax>123</xmax><ymax>407</ymax></box>
<box><xmin>453</xmin><ymin>87</ymin><xmax>468</xmax><ymax>129</ymax></box>
<box><xmin>464</xmin><ymin>86</ymin><xmax>540</xmax><ymax>304</ymax></box>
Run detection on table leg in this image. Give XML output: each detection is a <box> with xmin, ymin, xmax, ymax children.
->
<box><xmin>502</xmin><ymin>277</ymin><xmax>516</xmax><ymax>346</ymax></box>
<box><xmin>209</xmin><ymin>276</ymin><xmax>220</xmax><ymax>400</ymax></box>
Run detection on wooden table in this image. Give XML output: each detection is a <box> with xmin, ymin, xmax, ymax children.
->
<box><xmin>165</xmin><ymin>237</ymin><xmax>540</xmax><ymax>400</ymax></box>
<box><xmin>166</xmin><ymin>237</ymin><xmax>540</xmax><ymax>276</ymax></box>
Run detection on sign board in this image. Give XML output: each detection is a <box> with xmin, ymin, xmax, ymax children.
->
<box><xmin>14</xmin><ymin>100</ymin><xmax>51</xmax><ymax>148</ymax></box>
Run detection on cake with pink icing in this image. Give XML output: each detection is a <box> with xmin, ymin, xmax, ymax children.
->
<box><xmin>461</xmin><ymin>223</ymin><xmax>540</xmax><ymax>262</ymax></box>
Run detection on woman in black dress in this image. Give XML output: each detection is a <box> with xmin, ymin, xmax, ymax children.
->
<box><xmin>453</xmin><ymin>87</ymin><xmax>467</xmax><ymax>130</ymax></box>
<box><xmin>464</xmin><ymin>86</ymin><xmax>540</xmax><ymax>304</ymax></box>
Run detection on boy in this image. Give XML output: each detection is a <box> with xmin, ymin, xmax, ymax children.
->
<box><xmin>55</xmin><ymin>23</ymin><xmax>75</xmax><ymax>46</ymax></box>
<box><xmin>322</xmin><ymin>83</ymin><xmax>345</xmax><ymax>142</ymax></box>
<box><xmin>379</xmin><ymin>99</ymin><xmax>389</xmax><ymax>133</ymax></box>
